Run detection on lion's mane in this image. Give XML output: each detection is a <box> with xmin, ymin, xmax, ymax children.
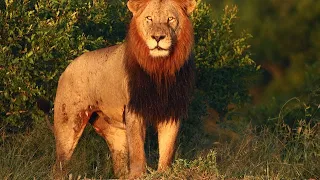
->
<box><xmin>125</xmin><ymin>0</ymin><xmax>195</xmax><ymax>122</ymax></box>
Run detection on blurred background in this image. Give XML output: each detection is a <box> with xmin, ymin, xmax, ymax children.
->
<box><xmin>205</xmin><ymin>0</ymin><xmax>320</xmax><ymax>104</ymax></box>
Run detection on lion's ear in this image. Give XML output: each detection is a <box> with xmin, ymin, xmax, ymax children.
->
<box><xmin>127</xmin><ymin>0</ymin><xmax>141</xmax><ymax>15</ymax></box>
<box><xmin>185</xmin><ymin>0</ymin><xmax>197</xmax><ymax>14</ymax></box>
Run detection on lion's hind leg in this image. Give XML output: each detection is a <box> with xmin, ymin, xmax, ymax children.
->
<box><xmin>92</xmin><ymin>114</ymin><xmax>129</xmax><ymax>178</ymax></box>
<box><xmin>53</xmin><ymin>101</ymin><xmax>92</xmax><ymax>178</ymax></box>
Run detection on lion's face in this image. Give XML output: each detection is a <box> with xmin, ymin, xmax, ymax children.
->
<box><xmin>127</xmin><ymin>0</ymin><xmax>196</xmax><ymax>58</ymax></box>
<box><xmin>137</xmin><ymin>1</ymin><xmax>179</xmax><ymax>57</ymax></box>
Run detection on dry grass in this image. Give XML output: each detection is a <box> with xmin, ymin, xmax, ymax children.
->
<box><xmin>0</xmin><ymin>111</ymin><xmax>319</xmax><ymax>179</ymax></box>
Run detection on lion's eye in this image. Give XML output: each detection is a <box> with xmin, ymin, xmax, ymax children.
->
<box><xmin>146</xmin><ymin>16</ymin><xmax>152</xmax><ymax>21</ymax></box>
<box><xmin>168</xmin><ymin>17</ymin><xmax>175</xmax><ymax>23</ymax></box>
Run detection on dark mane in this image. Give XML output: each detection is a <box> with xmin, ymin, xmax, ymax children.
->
<box><xmin>125</xmin><ymin>4</ymin><xmax>195</xmax><ymax>122</ymax></box>
<box><xmin>125</xmin><ymin>54</ymin><xmax>194</xmax><ymax>122</ymax></box>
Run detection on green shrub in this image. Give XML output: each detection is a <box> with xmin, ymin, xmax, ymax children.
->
<box><xmin>192</xmin><ymin>4</ymin><xmax>258</xmax><ymax>117</ymax></box>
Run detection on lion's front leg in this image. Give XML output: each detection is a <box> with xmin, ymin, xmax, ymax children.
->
<box><xmin>157</xmin><ymin>120</ymin><xmax>180</xmax><ymax>171</ymax></box>
<box><xmin>125</xmin><ymin>109</ymin><xmax>147</xmax><ymax>178</ymax></box>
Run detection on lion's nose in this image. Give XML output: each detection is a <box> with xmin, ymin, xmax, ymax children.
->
<box><xmin>151</xmin><ymin>35</ymin><xmax>166</xmax><ymax>42</ymax></box>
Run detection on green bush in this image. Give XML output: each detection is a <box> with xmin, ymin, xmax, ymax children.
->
<box><xmin>192</xmin><ymin>4</ymin><xmax>258</xmax><ymax>117</ymax></box>
<box><xmin>0</xmin><ymin>0</ymin><xmax>258</xmax><ymax>131</ymax></box>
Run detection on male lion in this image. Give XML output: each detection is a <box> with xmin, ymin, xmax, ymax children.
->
<box><xmin>53</xmin><ymin>0</ymin><xmax>196</xmax><ymax>178</ymax></box>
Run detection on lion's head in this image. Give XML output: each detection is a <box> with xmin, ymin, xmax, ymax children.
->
<box><xmin>126</xmin><ymin>0</ymin><xmax>196</xmax><ymax>83</ymax></box>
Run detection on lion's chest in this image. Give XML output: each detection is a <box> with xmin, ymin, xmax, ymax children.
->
<box><xmin>126</xmin><ymin>61</ymin><xmax>194</xmax><ymax>122</ymax></box>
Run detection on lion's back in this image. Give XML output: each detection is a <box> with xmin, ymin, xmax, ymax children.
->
<box><xmin>55</xmin><ymin>44</ymin><xmax>128</xmax><ymax>106</ymax></box>
<box><xmin>63</xmin><ymin>44</ymin><xmax>125</xmax><ymax>75</ymax></box>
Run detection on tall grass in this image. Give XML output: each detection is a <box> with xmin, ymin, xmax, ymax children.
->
<box><xmin>0</xmin><ymin>122</ymin><xmax>114</xmax><ymax>179</ymax></box>
<box><xmin>215</xmin><ymin>95</ymin><xmax>320</xmax><ymax>179</ymax></box>
<box><xmin>216</xmin><ymin>125</ymin><xmax>320</xmax><ymax>179</ymax></box>
<box><xmin>0</xmin><ymin>123</ymin><xmax>55</xmax><ymax>179</ymax></box>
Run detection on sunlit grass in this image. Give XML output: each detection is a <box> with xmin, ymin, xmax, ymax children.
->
<box><xmin>0</xmin><ymin>108</ymin><xmax>319</xmax><ymax>179</ymax></box>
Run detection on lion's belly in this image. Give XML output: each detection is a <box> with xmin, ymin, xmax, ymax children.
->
<box><xmin>88</xmin><ymin>44</ymin><xmax>128</xmax><ymax>124</ymax></box>
<box><xmin>96</xmin><ymin>85</ymin><xmax>127</xmax><ymax>125</ymax></box>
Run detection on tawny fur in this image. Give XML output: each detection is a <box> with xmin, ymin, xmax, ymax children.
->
<box><xmin>53</xmin><ymin>0</ymin><xmax>196</xmax><ymax>178</ymax></box>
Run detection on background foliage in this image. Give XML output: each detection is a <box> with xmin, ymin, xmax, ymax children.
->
<box><xmin>193</xmin><ymin>4</ymin><xmax>257</xmax><ymax>117</ymax></box>
<box><xmin>206</xmin><ymin>0</ymin><xmax>320</xmax><ymax>102</ymax></box>
<box><xmin>203</xmin><ymin>0</ymin><xmax>320</xmax><ymax>129</ymax></box>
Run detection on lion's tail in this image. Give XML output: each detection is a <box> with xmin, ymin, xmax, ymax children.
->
<box><xmin>36</xmin><ymin>97</ymin><xmax>54</xmax><ymax>133</ymax></box>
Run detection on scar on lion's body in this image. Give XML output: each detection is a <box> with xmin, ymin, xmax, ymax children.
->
<box><xmin>61</xmin><ymin>103</ymin><xmax>68</xmax><ymax>123</ymax></box>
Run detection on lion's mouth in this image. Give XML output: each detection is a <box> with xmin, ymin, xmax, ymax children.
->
<box><xmin>151</xmin><ymin>46</ymin><xmax>168</xmax><ymax>51</ymax></box>
<box><xmin>149</xmin><ymin>46</ymin><xmax>170</xmax><ymax>57</ymax></box>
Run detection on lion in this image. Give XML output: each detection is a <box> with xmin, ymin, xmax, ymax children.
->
<box><xmin>53</xmin><ymin>0</ymin><xmax>196</xmax><ymax>178</ymax></box>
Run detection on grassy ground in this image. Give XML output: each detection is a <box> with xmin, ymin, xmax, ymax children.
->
<box><xmin>0</xmin><ymin>116</ymin><xmax>320</xmax><ymax>179</ymax></box>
